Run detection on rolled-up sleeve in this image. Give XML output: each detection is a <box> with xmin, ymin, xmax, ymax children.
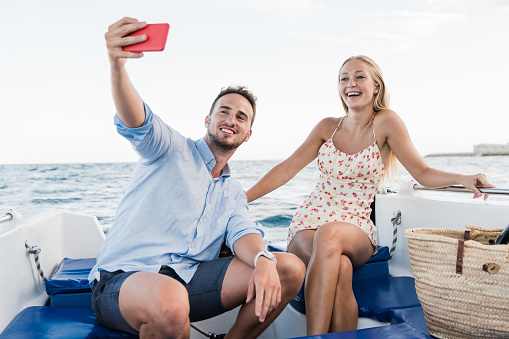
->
<box><xmin>226</xmin><ymin>193</ymin><xmax>265</xmax><ymax>253</ymax></box>
<box><xmin>114</xmin><ymin>102</ymin><xmax>180</xmax><ymax>163</ymax></box>
<box><xmin>114</xmin><ymin>103</ymin><xmax>154</xmax><ymax>142</ymax></box>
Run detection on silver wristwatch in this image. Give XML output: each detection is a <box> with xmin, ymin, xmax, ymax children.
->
<box><xmin>254</xmin><ymin>250</ymin><xmax>277</xmax><ymax>267</ymax></box>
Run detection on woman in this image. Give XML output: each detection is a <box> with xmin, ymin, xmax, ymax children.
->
<box><xmin>246</xmin><ymin>55</ymin><xmax>493</xmax><ymax>335</ymax></box>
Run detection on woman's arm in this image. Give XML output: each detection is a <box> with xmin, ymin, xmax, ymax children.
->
<box><xmin>246</xmin><ymin>118</ymin><xmax>336</xmax><ymax>202</ymax></box>
<box><xmin>380</xmin><ymin>110</ymin><xmax>494</xmax><ymax>199</ymax></box>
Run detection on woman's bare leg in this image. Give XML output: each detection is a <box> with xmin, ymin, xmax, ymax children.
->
<box><xmin>329</xmin><ymin>255</ymin><xmax>358</xmax><ymax>332</ymax></box>
<box><xmin>289</xmin><ymin>223</ymin><xmax>373</xmax><ymax>335</ymax></box>
<box><xmin>287</xmin><ymin>230</ymin><xmax>316</xmax><ymax>267</ymax></box>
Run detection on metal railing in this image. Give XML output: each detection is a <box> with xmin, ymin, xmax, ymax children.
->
<box><xmin>413</xmin><ymin>185</ymin><xmax>509</xmax><ymax>196</ymax></box>
<box><xmin>0</xmin><ymin>213</ymin><xmax>13</xmax><ymax>224</ymax></box>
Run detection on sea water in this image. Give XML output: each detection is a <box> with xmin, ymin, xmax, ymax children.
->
<box><xmin>1</xmin><ymin>156</ymin><xmax>509</xmax><ymax>242</ymax></box>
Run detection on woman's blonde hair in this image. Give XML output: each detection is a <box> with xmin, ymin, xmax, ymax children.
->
<box><xmin>338</xmin><ymin>55</ymin><xmax>397</xmax><ymax>182</ymax></box>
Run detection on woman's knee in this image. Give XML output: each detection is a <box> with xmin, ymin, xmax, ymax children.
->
<box><xmin>313</xmin><ymin>223</ymin><xmax>346</xmax><ymax>255</ymax></box>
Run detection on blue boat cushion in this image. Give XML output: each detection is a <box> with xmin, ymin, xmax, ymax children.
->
<box><xmin>290</xmin><ymin>322</ymin><xmax>430</xmax><ymax>339</ymax></box>
<box><xmin>51</xmin><ymin>292</ymin><xmax>92</xmax><ymax>308</ymax></box>
<box><xmin>45</xmin><ymin>258</ymin><xmax>95</xmax><ymax>295</ymax></box>
<box><xmin>354</xmin><ymin>277</ymin><xmax>420</xmax><ymax>322</ymax></box>
<box><xmin>0</xmin><ymin>306</ymin><xmax>136</xmax><ymax>339</ymax></box>
<box><xmin>368</xmin><ymin>245</ymin><xmax>390</xmax><ymax>263</ymax></box>
<box><xmin>390</xmin><ymin>306</ymin><xmax>429</xmax><ymax>336</ymax></box>
<box><xmin>351</xmin><ymin>261</ymin><xmax>389</xmax><ymax>281</ymax></box>
<box><xmin>267</xmin><ymin>240</ymin><xmax>287</xmax><ymax>253</ymax></box>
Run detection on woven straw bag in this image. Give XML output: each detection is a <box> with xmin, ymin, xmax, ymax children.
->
<box><xmin>405</xmin><ymin>225</ymin><xmax>509</xmax><ymax>338</ymax></box>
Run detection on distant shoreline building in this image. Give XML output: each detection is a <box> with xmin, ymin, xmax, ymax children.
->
<box><xmin>426</xmin><ymin>143</ymin><xmax>509</xmax><ymax>157</ymax></box>
<box><xmin>474</xmin><ymin>143</ymin><xmax>509</xmax><ymax>154</ymax></box>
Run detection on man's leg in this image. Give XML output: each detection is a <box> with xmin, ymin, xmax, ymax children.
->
<box><xmin>221</xmin><ymin>253</ymin><xmax>305</xmax><ymax>339</ymax></box>
<box><xmin>118</xmin><ymin>271</ymin><xmax>190</xmax><ymax>339</ymax></box>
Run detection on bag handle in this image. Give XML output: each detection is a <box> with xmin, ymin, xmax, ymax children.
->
<box><xmin>456</xmin><ymin>230</ymin><xmax>471</xmax><ymax>274</ymax></box>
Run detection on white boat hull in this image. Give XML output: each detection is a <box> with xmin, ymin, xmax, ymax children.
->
<box><xmin>0</xmin><ymin>209</ymin><xmax>104</xmax><ymax>333</ymax></box>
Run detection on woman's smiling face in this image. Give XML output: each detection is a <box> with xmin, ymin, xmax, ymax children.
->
<box><xmin>339</xmin><ymin>59</ymin><xmax>379</xmax><ymax>112</ymax></box>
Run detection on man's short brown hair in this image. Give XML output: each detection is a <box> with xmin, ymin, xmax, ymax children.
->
<box><xmin>209</xmin><ymin>86</ymin><xmax>257</xmax><ymax>127</ymax></box>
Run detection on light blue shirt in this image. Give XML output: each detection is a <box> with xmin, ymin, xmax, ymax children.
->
<box><xmin>89</xmin><ymin>103</ymin><xmax>264</xmax><ymax>284</ymax></box>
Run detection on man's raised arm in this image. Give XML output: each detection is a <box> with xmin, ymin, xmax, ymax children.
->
<box><xmin>105</xmin><ymin>17</ymin><xmax>148</xmax><ymax>128</ymax></box>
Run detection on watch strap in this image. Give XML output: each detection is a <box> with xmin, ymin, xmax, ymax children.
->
<box><xmin>254</xmin><ymin>250</ymin><xmax>277</xmax><ymax>267</ymax></box>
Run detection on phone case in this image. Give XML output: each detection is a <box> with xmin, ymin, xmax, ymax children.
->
<box><xmin>123</xmin><ymin>23</ymin><xmax>170</xmax><ymax>52</ymax></box>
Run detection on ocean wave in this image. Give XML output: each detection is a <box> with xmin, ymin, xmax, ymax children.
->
<box><xmin>30</xmin><ymin>176</ymin><xmax>69</xmax><ymax>181</ymax></box>
<box><xmin>45</xmin><ymin>177</ymin><xmax>68</xmax><ymax>181</ymax></box>
<box><xmin>31</xmin><ymin>197</ymin><xmax>82</xmax><ymax>204</ymax></box>
<box><xmin>32</xmin><ymin>188</ymin><xmax>83</xmax><ymax>195</ymax></box>
<box><xmin>39</xmin><ymin>167</ymin><xmax>59</xmax><ymax>173</ymax></box>
<box><xmin>256</xmin><ymin>214</ymin><xmax>292</xmax><ymax>228</ymax></box>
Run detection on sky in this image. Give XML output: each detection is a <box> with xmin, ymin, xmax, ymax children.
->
<box><xmin>1</xmin><ymin>0</ymin><xmax>508</xmax><ymax>165</ymax></box>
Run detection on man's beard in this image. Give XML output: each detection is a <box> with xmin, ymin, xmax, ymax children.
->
<box><xmin>207</xmin><ymin>128</ymin><xmax>246</xmax><ymax>153</ymax></box>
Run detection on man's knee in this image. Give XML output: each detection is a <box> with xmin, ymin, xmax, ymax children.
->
<box><xmin>152</xmin><ymin>282</ymin><xmax>190</xmax><ymax>336</ymax></box>
<box><xmin>276</xmin><ymin>253</ymin><xmax>306</xmax><ymax>296</ymax></box>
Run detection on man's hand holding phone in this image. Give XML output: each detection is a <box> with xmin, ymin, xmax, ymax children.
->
<box><xmin>105</xmin><ymin>17</ymin><xmax>169</xmax><ymax>69</ymax></box>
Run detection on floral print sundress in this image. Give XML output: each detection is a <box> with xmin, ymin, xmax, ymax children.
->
<box><xmin>288</xmin><ymin>116</ymin><xmax>385</xmax><ymax>254</ymax></box>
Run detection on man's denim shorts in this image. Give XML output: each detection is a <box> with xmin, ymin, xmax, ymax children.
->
<box><xmin>91</xmin><ymin>256</ymin><xmax>234</xmax><ymax>335</ymax></box>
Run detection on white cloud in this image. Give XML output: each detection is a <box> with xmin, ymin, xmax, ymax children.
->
<box><xmin>367</xmin><ymin>10</ymin><xmax>466</xmax><ymax>37</ymax></box>
<box><xmin>357</xmin><ymin>30</ymin><xmax>426</xmax><ymax>53</ymax></box>
<box><xmin>281</xmin><ymin>9</ymin><xmax>466</xmax><ymax>54</ymax></box>
<box><xmin>281</xmin><ymin>29</ymin><xmax>424</xmax><ymax>54</ymax></box>
<box><xmin>281</xmin><ymin>30</ymin><xmax>345</xmax><ymax>44</ymax></box>
<box><xmin>218</xmin><ymin>0</ymin><xmax>325</xmax><ymax>22</ymax></box>
<box><xmin>426</xmin><ymin>0</ymin><xmax>509</xmax><ymax>12</ymax></box>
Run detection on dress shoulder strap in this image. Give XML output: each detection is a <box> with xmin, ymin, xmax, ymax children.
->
<box><xmin>371</xmin><ymin>113</ymin><xmax>377</xmax><ymax>142</ymax></box>
<box><xmin>331</xmin><ymin>116</ymin><xmax>345</xmax><ymax>139</ymax></box>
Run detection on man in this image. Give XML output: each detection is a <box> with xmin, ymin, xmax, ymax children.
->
<box><xmin>89</xmin><ymin>17</ymin><xmax>305</xmax><ymax>339</ymax></box>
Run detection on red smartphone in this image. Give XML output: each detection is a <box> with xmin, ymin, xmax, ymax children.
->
<box><xmin>123</xmin><ymin>23</ymin><xmax>170</xmax><ymax>52</ymax></box>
